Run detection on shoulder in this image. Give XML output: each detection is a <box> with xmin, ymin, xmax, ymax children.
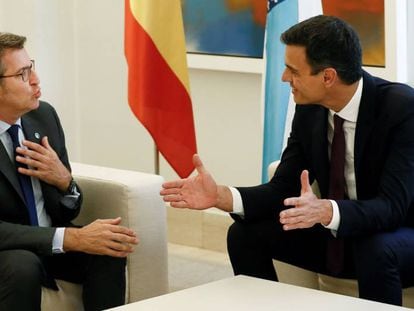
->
<box><xmin>365</xmin><ymin>73</ymin><xmax>414</xmax><ymax>110</ymax></box>
<box><xmin>26</xmin><ymin>100</ymin><xmax>59</xmax><ymax>120</ymax></box>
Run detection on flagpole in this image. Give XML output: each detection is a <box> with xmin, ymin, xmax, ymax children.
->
<box><xmin>154</xmin><ymin>144</ymin><xmax>160</xmax><ymax>175</ymax></box>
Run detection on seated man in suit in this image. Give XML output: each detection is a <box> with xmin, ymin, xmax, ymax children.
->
<box><xmin>161</xmin><ymin>15</ymin><xmax>414</xmax><ymax>306</ymax></box>
<box><xmin>0</xmin><ymin>32</ymin><xmax>138</xmax><ymax>311</ymax></box>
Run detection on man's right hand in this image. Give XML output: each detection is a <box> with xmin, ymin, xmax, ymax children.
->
<box><xmin>63</xmin><ymin>217</ymin><xmax>138</xmax><ymax>257</ymax></box>
<box><xmin>160</xmin><ymin>154</ymin><xmax>233</xmax><ymax>212</ymax></box>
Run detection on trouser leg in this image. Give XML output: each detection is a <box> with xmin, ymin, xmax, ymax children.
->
<box><xmin>45</xmin><ymin>252</ymin><xmax>126</xmax><ymax>311</ymax></box>
<box><xmin>0</xmin><ymin>250</ymin><xmax>44</xmax><ymax>311</ymax></box>
<box><xmin>353</xmin><ymin>227</ymin><xmax>414</xmax><ymax>306</ymax></box>
<box><xmin>227</xmin><ymin>220</ymin><xmax>330</xmax><ymax>281</ymax></box>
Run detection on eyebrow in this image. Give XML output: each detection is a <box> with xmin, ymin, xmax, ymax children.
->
<box><xmin>9</xmin><ymin>63</ymin><xmax>32</xmax><ymax>75</ymax></box>
<box><xmin>285</xmin><ymin>64</ymin><xmax>298</xmax><ymax>73</ymax></box>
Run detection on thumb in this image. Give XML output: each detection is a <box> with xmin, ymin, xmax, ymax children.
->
<box><xmin>193</xmin><ymin>154</ymin><xmax>207</xmax><ymax>175</ymax></box>
<box><xmin>41</xmin><ymin>136</ymin><xmax>53</xmax><ymax>150</ymax></box>
<box><xmin>100</xmin><ymin>217</ymin><xmax>122</xmax><ymax>225</ymax></box>
<box><xmin>300</xmin><ymin>170</ymin><xmax>312</xmax><ymax>195</ymax></box>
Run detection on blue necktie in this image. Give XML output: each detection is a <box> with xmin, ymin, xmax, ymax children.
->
<box><xmin>7</xmin><ymin>124</ymin><xmax>39</xmax><ymax>226</ymax></box>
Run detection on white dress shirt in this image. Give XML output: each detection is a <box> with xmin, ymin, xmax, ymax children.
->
<box><xmin>0</xmin><ymin>119</ymin><xmax>65</xmax><ymax>253</ymax></box>
<box><xmin>231</xmin><ymin>79</ymin><xmax>364</xmax><ymax>233</ymax></box>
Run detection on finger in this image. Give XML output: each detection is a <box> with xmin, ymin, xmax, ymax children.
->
<box><xmin>15</xmin><ymin>147</ymin><xmax>46</xmax><ymax>162</ymax></box>
<box><xmin>97</xmin><ymin>217</ymin><xmax>122</xmax><ymax>226</ymax></box>
<box><xmin>162</xmin><ymin>180</ymin><xmax>184</xmax><ymax>189</ymax></box>
<box><xmin>16</xmin><ymin>155</ymin><xmax>46</xmax><ymax>170</ymax></box>
<box><xmin>160</xmin><ymin>187</ymin><xmax>181</xmax><ymax>195</ymax></box>
<box><xmin>107</xmin><ymin>223</ymin><xmax>137</xmax><ymax>237</ymax></box>
<box><xmin>17</xmin><ymin>166</ymin><xmax>40</xmax><ymax>178</ymax></box>
<box><xmin>162</xmin><ymin>194</ymin><xmax>184</xmax><ymax>202</ymax></box>
<box><xmin>193</xmin><ymin>154</ymin><xmax>207</xmax><ymax>175</ymax></box>
<box><xmin>280</xmin><ymin>207</ymin><xmax>302</xmax><ymax>219</ymax></box>
<box><xmin>21</xmin><ymin>140</ymin><xmax>48</xmax><ymax>154</ymax></box>
<box><xmin>41</xmin><ymin>136</ymin><xmax>53</xmax><ymax>150</ymax></box>
<box><xmin>110</xmin><ymin>233</ymin><xmax>139</xmax><ymax>245</ymax></box>
<box><xmin>300</xmin><ymin>170</ymin><xmax>312</xmax><ymax>194</ymax></box>
<box><xmin>170</xmin><ymin>201</ymin><xmax>190</xmax><ymax>209</ymax></box>
<box><xmin>284</xmin><ymin>197</ymin><xmax>300</xmax><ymax>206</ymax></box>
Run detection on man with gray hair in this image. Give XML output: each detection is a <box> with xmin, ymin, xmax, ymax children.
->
<box><xmin>0</xmin><ymin>32</ymin><xmax>138</xmax><ymax>311</ymax></box>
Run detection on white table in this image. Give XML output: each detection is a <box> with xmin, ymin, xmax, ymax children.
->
<box><xmin>109</xmin><ymin>275</ymin><xmax>411</xmax><ymax>310</ymax></box>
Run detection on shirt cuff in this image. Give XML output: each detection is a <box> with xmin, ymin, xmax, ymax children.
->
<box><xmin>323</xmin><ymin>200</ymin><xmax>340</xmax><ymax>234</ymax></box>
<box><xmin>52</xmin><ymin>227</ymin><xmax>66</xmax><ymax>254</ymax></box>
<box><xmin>229</xmin><ymin>187</ymin><xmax>244</xmax><ymax>215</ymax></box>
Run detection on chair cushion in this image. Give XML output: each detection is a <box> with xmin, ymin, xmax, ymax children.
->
<box><xmin>41</xmin><ymin>280</ymin><xmax>83</xmax><ymax>311</ymax></box>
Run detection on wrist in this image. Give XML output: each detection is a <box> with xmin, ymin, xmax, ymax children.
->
<box><xmin>63</xmin><ymin>227</ymin><xmax>80</xmax><ymax>252</ymax></box>
<box><xmin>216</xmin><ymin>186</ymin><xmax>233</xmax><ymax>212</ymax></box>
<box><xmin>321</xmin><ymin>199</ymin><xmax>333</xmax><ymax>226</ymax></box>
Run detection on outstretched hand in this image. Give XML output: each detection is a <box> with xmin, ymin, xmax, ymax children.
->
<box><xmin>160</xmin><ymin>154</ymin><xmax>218</xmax><ymax>210</ymax></box>
<box><xmin>279</xmin><ymin>170</ymin><xmax>332</xmax><ymax>230</ymax></box>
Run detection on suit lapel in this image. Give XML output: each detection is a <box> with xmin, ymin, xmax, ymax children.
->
<box><xmin>0</xmin><ymin>113</ymin><xmax>44</xmax><ymax>204</ymax></box>
<box><xmin>0</xmin><ymin>140</ymin><xmax>25</xmax><ymax>201</ymax></box>
<box><xmin>21</xmin><ymin>115</ymin><xmax>43</xmax><ymax>145</ymax></box>
<box><xmin>354</xmin><ymin>72</ymin><xmax>376</xmax><ymax>184</ymax></box>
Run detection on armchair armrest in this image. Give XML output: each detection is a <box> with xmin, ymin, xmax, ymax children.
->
<box><xmin>71</xmin><ymin>162</ymin><xmax>168</xmax><ymax>302</ymax></box>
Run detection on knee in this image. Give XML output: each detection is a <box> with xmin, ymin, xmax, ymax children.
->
<box><xmin>0</xmin><ymin>250</ymin><xmax>43</xmax><ymax>309</ymax></box>
<box><xmin>2</xmin><ymin>250</ymin><xmax>43</xmax><ymax>288</ymax></box>
<box><xmin>227</xmin><ymin>221</ymin><xmax>247</xmax><ymax>253</ymax></box>
<box><xmin>353</xmin><ymin>234</ymin><xmax>397</xmax><ymax>272</ymax></box>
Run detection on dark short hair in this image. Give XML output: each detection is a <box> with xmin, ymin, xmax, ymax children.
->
<box><xmin>0</xmin><ymin>32</ymin><xmax>26</xmax><ymax>75</ymax></box>
<box><xmin>281</xmin><ymin>15</ymin><xmax>362</xmax><ymax>84</ymax></box>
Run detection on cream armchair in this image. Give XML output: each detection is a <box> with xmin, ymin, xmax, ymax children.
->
<box><xmin>41</xmin><ymin>162</ymin><xmax>169</xmax><ymax>310</ymax></box>
<box><xmin>268</xmin><ymin>161</ymin><xmax>414</xmax><ymax>308</ymax></box>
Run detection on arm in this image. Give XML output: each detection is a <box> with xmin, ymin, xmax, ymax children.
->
<box><xmin>0</xmin><ymin>221</ymin><xmax>56</xmax><ymax>256</ymax></box>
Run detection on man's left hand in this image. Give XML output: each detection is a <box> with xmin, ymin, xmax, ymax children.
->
<box><xmin>280</xmin><ymin>170</ymin><xmax>333</xmax><ymax>230</ymax></box>
<box><xmin>15</xmin><ymin>136</ymin><xmax>71</xmax><ymax>191</ymax></box>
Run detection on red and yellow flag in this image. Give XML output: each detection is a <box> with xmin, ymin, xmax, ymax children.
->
<box><xmin>125</xmin><ymin>0</ymin><xmax>197</xmax><ymax>178</ymax></box>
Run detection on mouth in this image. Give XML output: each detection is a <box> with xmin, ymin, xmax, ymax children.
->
<box><xmin>33</xmin><ymin>89</ymin><xmax>42</xmax><ymax>99</ymax></box>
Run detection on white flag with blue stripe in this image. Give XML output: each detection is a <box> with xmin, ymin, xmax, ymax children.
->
<box><xmin>261</xmin><ymin>0</ymin><xmax>323</xmax><ymax>182</ymax></box>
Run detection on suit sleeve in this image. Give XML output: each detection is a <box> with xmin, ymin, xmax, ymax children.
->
<box><xmin>0</xmin><ymin>221</ymin><xmax>56</xmax><ymax>256</ymax></box>
<box><xmin>337</xmin><ymin>95</ymin><xmax>414</xmax><ymax>237</ymax></box>
<box><xmin>235</xmin><ymin>109</ymin><xmax>309</xmax><ymax>222</ymax></box>
<box><xmin>39</xmin><ymin>102</ymin><xmax>83</xmax><ymax>226</ymax></box>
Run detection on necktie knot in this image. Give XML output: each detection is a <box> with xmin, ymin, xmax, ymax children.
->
<box><xmin>333</xmin><ymin>114</ymin><xmax>344</xmax><ymax>133</ymax></box>
<box><xmin>7</xmin><ymin>124</ymin><xmax>20</xmax><ymax>145</ymax></box>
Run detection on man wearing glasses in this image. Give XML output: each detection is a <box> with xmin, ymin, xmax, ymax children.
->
<box><xmin>0</xmin><ymin>33</ymin><xmax>138</xmax><ymax>311</ymax></box>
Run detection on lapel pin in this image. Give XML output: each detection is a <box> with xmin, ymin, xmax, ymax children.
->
<box><xmin>34</xmin><ymin>132</ymin><xmax>40</xmax><ymax>139</ymax></box>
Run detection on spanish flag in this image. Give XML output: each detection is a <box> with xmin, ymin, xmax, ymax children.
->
<box><xmin>125</xmin><ymin>0</ymin><xmax>197</xmax><ymax>178</ymax></box>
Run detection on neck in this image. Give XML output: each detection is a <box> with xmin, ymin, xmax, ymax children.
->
<box><xmin>323</xmin><ymin>80</ymin><xmax>360</xmax><ymax>112</ymax></box>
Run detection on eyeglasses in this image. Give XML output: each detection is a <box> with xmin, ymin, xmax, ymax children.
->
<box><xmin>0</xmin><ymin>60</ymin><xmax>35</xmax><ymax>82</ymax></box>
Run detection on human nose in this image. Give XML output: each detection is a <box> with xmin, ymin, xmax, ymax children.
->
<box><xmin>281</xmin><ymin>68</ymin><xmax>291</xmax><ymax>82</ymax></box>
<box><xmin>29</xmin><ymin>68</ymin><xmax>40</xmax><ymax>85</ymax></box>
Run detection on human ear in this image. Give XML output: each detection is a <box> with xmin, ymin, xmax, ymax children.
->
<box><xmin>323</xmin><ymin>68</ymin><xmax>337</xmax><ymax>86</ymax></box>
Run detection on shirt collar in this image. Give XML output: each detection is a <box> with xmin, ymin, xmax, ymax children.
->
<box><xmin>0</xmin><ymin>118</ymin><xmax>22</xmax><ymax>135</ymax></box>
<box><xmin>329</xmin><ymin>78</ymin><xmax>363</xmax><ymax>123</ymax></box>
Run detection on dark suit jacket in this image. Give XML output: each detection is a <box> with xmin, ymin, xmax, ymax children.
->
<box><xmin>0</xmin><ymin>101</ymin><xmax>82</xmax><ymax>256</ymax></box>
<box><xmin>237</xmin><ymin>71</ymin><xmax>414</xmax><ymax>238</ymax></box>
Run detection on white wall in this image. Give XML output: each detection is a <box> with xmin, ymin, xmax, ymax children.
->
<box><xmin>0</xmin><ymin>0</ymin><xmax>411</xmax><ymax>187</ymax></box>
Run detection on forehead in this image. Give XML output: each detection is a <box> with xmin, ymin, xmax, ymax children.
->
<box><xmin>1</xmin><ymin>48</ymin><xmax>30</xmax><ymax>71</ymax></box>
<box><xmin>284</xmin><ymin>45</ymin><xmax>311</xmax><ymax>72</ymax></box>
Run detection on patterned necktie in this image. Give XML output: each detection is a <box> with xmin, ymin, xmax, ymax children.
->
<box><xmin>326</xmin><ymin>114</ymin><xmax>345</xmax><ymax>275</ymax></box>
<box><xmin>7</xmin><ymin>124</ymin><xmax>39</xmax><ymax>226</ymax></box>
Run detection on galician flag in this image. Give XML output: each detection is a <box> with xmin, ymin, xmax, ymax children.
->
<box><xmin>262</xmin><ymin>0</ymin><xmax>323</xmax><ymax>182</ymax></box>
